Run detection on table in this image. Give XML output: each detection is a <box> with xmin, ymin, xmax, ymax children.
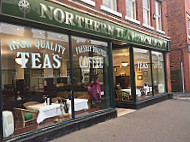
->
<box><xmin>26</xmin><ymin>99</ymin><xmax>88</xmax><ymax>124</ymax></box>
<box><xmin>26</xmin><ymin>103</ymin><xmax>61</xmax><ymax>124</ymax></box>
<box><xmin>69</xmin><ymin>99</ymin><xmax>88</xmax><ymax>112</ymax></box>
<box><xmin>120</xmin><ymin>89</ymin><xmax>141</xmax><ymax>97</ymax></box>
<box><xmin>143</xmin><ymin>86</ymin><xmax>152</xmax><ymax>95</ymax></box>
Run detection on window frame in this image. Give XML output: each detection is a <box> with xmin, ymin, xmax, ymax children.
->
<box><xmin>143</xmin><ymin>0</ymin><xmax>151</xmax><ymax>26</ymax></box>
<box><xmin>102</xmin><ymin>0</ymin><xmax>117</xmax><ymax>11</ymax></box>
<box><xmin>125</xmin><ymin>0</ymin><xmax>140</xmax><ymax>24</ymax></box>
<box><xmin>126</xmin><ymin>0</ymin><xmax>136</xmax><ymax>20</ymax></box>
<box><xmin>188</xmin><ymin>17</ymin><xmax>190</xmax><ymax>39</ymax></box>
<box><xmin>100</xmin><ymin>0</ymin><xmax>122</xmax><ymax>17</ymax></box>
<box><xmin>155</xmin><ymin>1</ymin><xmax>162</xmax><ymax>31</ymax></box>
<box><xmin>80</xmin><ymin>0</ymin><xmax>96</xmax><ymax>7</ymax></box>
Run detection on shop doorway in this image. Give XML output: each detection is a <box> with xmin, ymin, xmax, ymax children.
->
<box><xmin>112</xmin><ymin>46</ymin><xmax>131</xmax><ymax>101</ymax></box>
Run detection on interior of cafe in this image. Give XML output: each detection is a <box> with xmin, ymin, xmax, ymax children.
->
<box><xmin>112</xmin><ymin>46</ymin><xmax>166</xmax><ymax>102</ymax></box>
<box><xmin>1</xmin><ymin>23</ymin><xmax>110</xmax><ymax>138</ymax></box>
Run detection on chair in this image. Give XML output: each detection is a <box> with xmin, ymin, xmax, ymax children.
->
<box><xmin>115</xmin><ymin>90</ymin><xmax>123</xmax><ymax>101</ymax></box>
<box><xmin>23</xmin><ymin>101</ymin><xmax>40</xmax><ymax>108</ymax></box>
<box><xmin>52</xmin><ymin>97</ymin><xmax>65</xmax><ymax>103</ymax></box>
<box><xmin>14</xmin><ymin>107</ymin><xmax>38</xmax><ymax>127</ymax></box>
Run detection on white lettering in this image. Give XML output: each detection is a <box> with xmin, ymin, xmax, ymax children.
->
<box><xmin>40</xmin><ymin>3</ymin><xmax>54</xmax><ymax>20</ymax></box>
<box><xmin>65</xmin><ymin>11</ymin><xmax>75</xmax><ymax>26</ymax></box>
<box><xmin>54</xmin><ymin>8</ymin><xmax>65</xmax><ymax>23</ymax></box>
<box><xmin>31</xmin><ymin>53</ymin><xmax>42</xmax><ymax>68</ymax></box>
<box><xmin>16</xmin><ymin>52</ymin><xmax>29</xmax><ymax>68</ymax></box>
<box><xmin>43</xmin><ymin>54</ymin><xmax>52</xmax><ymax>68</ymax></box>
<box><xmin>53</xmin><ymin>54</ymin><xmax>61</xmax><ymax>68</ymax></box>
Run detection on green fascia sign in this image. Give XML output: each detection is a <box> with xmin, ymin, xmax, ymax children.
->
<box><xmin>1</xmin><ymin>0</ymin><xmax>169</xmax><ymax>50</ymax></box>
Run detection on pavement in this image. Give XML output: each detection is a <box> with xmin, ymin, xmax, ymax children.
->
<box><xmin>50</xmin><ymin>92</ymin><xmax>190</xmax><ymax>142</ymax></box>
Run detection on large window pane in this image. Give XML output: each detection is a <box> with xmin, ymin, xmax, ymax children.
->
<box><xmin>72</xmin><ymin>36</ymin><xmax>110</xmax><ymax>117</ymax></box>
<box><xmin>112</xmin><ymin>48</ymin><xmax>131</xmax><ymax>101</ymax></box>
<box><xmin>134</xmin><ymin>48</ymin><xmax>152</xmax><ymax>100</ymax></box>
<box><xmin>152</xmin><ymin>51</ymin><xmax>165</xmax><ymax>94</ymax></box>
<box><xmin>1</xmin><ymin>23</ymin><xmax>71</xmax><ymax>138</ymax></box>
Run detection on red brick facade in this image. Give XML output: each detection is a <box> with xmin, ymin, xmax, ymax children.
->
<box><xmin>57</xmin><ymin>0</ymin><xmax>171</xmax><ymax>93</ymax></box>
<box><xmin>167</xmin><ymin>0</ymin><xmax>190</xmax><ymax>92</ymax></box>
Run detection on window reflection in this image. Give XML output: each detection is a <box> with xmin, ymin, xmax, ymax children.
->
<box><xmin>152</xmin><ymin>51</ymin><xmax>165</xmax><ymax>94</ymax></box>
<box><xmin>1</xmin><ymin>24</ymin><xmax>71</xmax><ymax>138</ymax></box>
<box><xmin>72</xmin><ymin>36</ymin><xmax>110</xmax><ymax>117</ymax></box>
<box><xmin>134</xmin><ymin>48</ymin><xmax>152</xmax><ymax>100</ymax></box>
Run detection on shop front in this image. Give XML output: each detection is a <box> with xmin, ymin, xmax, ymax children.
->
<box><xmin>113</xmin><ymin>45</ymin><xmax>171</xmax><ymax>109</ymax></box>
<box><xmin>0</xmin><ymin>0</ymin><xmax>170</xmax><ymax>141</ymax></box>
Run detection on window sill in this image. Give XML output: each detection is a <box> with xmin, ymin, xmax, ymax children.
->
<box><xmin>156</xmin><ymin>29</ymin><xmax>165</xmax><ymax>34</ymax></box>
<box><xmin>100</xmin><ymin>5</ymin><xmax>122</xmax><ymax>17</ymax></box>
<box><xmin>125</xmin><ymin>16</ymin><xmax>140</xmax><ymax>25</ymax></box>
<box><xmin>80</xmin><ymin>0</ymin><xmax>95</xmax><ymax>6</ymax></box>
<box><xmin>142</xmin><ymin>23</ymin><xmax>155</xmax><ymax>30</ymax></box>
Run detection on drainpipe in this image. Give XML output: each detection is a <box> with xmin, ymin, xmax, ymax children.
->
<box><xmin>181</xmin><ymin>49</ymin><xmax>185</xmax><ymax>93</ymax></box>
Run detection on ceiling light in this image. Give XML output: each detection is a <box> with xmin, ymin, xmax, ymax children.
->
<box><xmin>15</xmin><ymin>58</ymin><xmax>28</xmax><ymax>66</ymax></box>
<box><xmin>121</xmin><ymin>62</ymin><xmax>128</xmax><ymax>67</ymax></box>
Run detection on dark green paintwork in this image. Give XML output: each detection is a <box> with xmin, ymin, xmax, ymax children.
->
<box><xmin>1</xmin><ymin>0</ymin><xmax>169</xmax><ymax>50</ymax></box>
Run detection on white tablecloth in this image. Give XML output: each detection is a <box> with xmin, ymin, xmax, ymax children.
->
<box><xmin>68</xmin><ymin>99</ymin><xmax>88</xmax><ymax>112</ymax></box>
<box><xmin>120</xmin><ymin>89</ymin><xmax>141</xmax><ymax>96</ymax></box>
<box><xmin>143</xmin><ymin>86</ymin><xmax>152</xmax><ymax>95</ymax></box>
<box><xmin>26</xmin><ymin>103</ymin><xmax>61</xmax><ymax>124</ymax></box>
<box><xmin>26</xmin><ymin>99</ymin><xmax>88</xmax><ymax>124</ymax></box>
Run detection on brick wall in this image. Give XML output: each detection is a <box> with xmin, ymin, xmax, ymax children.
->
<box><xmin>167</xmin><ymin>0</ymin><xmax>190</xmax><ymax>92</ymax></box>
<box><xmin>162</xmin><ymin>0</ymin><xmax>169</xmax><ymax>35</ymax></box>
<box><xmin>167</xmin><ymin>0</ymin><xmax>187</xmax><ymax>51</ymax></box>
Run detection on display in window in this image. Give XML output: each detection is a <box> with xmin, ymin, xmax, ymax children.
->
<box><xmin>134</xmin><ymin>48</ymin><xmax>152</xmax><ymax>100</ymax></box>
<box><xmin>1</xmin><ymin>23</ymin><xmax>72</xmax><ymax>138</ymax></box>
<box><xmin>152</xmin><ymin>51</ymin><xmax>165</xmax><ymax>95</ymax></box>
<box><xmin>72</xmin><ymin>36</ymin><xmax>110</xmax><ymax>116</ymax></box>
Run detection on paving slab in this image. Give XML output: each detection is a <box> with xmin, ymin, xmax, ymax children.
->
<box><xmin>50</xmin><ymin>99</ymin><xmax>190</xmax><ymax>142</ymax></box>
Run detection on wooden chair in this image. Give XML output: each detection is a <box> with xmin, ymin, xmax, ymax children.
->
<box><xmin>14</xmin><ymin>107</ymin><xmax>38</xmax><ymax>127</ymax></box>
<box><xmin>116</xmin><ymin>90</ymin><xmax>131</xmax><ymax>101</ymax></box>
<box><xmin>115</xmin><ymin>90</ymin><xmax>123</xmax><ymax>101</ymax></box>
<box><xmin>52</xmin><ymin>97</ymin><xmax>65</xmax><ymax>103</ymax></box>
<box><xmin>23</xmin><ymin>101</ymin><xmax>40</xmax><ymax>108</ymax></box>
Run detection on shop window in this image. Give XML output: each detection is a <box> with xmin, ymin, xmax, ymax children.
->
<box><xmin>155</xmin><ymin>1</ymin><xmax>162</xmax><ymax>31</ymax></box>
<box><xmin>133</xmin><ymin>48</ymin><xmax>152</xmax><ymax>100</ymax></box>
<box><xmin>143</xmin><ymin>0</ymin><xmax>151</xmax><ymax>26</ymax></box>
<box><xmin>112</xmin><ymin>48</ymin><xmax>131</xmax><ymax>101</ymax></box>
<box><xmin>1</xmin><ymin>23</ymin><xmax>71</xmax><ymax>138</ymax></box>
<box><xmin>72</xmin><ymin>36</ymin><xmax>110</xmax><ymax>117</ymax></box>
<box><xmin>152</xmin><ymin>51</ymin><xmax>165</xmax><ymax>95</ymax></box>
